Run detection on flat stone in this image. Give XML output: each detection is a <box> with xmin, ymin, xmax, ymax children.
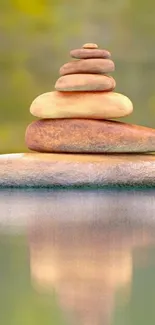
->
<box><xmin>55</xmin><ymin>74</ymin><xmax>115</xmax><ymax>91</ymax></box>
<box><xmin>0</xmin><ymin>153</ymin><xmax>155</xmax><ymax>187</ymax></box>
<box><xmin>30</xmin><ymin>92</ymin><xmax>133</xmax><ymax>119</ymax></box>
<box><xmin>25</xmin><ymin>119</ymin><xmax>155</xmax><ymax>153</ymax></box>
<box><xmin>82</xmin><ymin>43</ymin><xmax>98</xmax><ymax>49</ymax></box>
<box><xmin>70</xmin><ymin>49</ymin><xmax>111</xmax><ymax>59</ymax></box>
<box><xmin>59</xmin><ymin>59</ymin><xmax>115</xmax><ymax>76</ymax></box>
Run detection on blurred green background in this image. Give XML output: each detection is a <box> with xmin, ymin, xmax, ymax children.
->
<box><xmin>1</xmin><ymin>0</ymin><xmax>155</xmax><ymax>153</ymax></box>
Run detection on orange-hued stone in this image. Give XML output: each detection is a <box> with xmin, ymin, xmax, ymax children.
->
<box><xmin>25</xmin><ymin>119</ymin><xmax>155</xmax><ymax>153</ymax></box>
<box><xmin>82</xmin><ymin>43</ymin><xmax>98</xmax><ymax>49</ymax></box>
<box><xmin>70</xmin><ymin>48</ymin><xmax>111</xmax><ymax>59</ymax></box>
<box><xmin>59</xmin><ymin>59</ymin><xmax>115</xmax><ymax>76</ymax></box>
<box><xmin>0</xmin><ymin>153</ymin><xmax>155</xmax><ymax>187</ymax></box>
<box><xmin>30</xmin><ymin>92</ymin><xmax>133</xmax><ymax>119</ymax></box>
<box><xmin>55</xmin><ymin>74</ymin><xmax>115</xmax><ymax>91</ymax></box>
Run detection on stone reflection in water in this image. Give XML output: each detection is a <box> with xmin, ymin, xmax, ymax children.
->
<box><xmin>30</xmin><ymin>223</ymin><xmax>132</xmax><ymax>325</ymax></box>
<box><xmin>26</xmin><ymin>189</ymin><xmax>155</xmax><ymax>325</ymax></box>
<box><xmin>0</xmin><ymin>188</ymin><xmax>155</xmax><ymax>325</ymax></box>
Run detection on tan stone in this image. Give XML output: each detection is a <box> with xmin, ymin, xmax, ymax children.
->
<box><xmin>59</xmin><ymin>59</ymin><xmax>115</xmax><ymax>76</ymax></box>
<box><xmin>82</xmin><ymin>43</ymin><xmax>98</xmax><ymax>49</ymax></box>
<box><xmin>25</xmin><ymin>119</ymin><xmax>155</xmax><ymax>153</ymax></box>
<box><xmin>70</xmin><ymin>48</ymin><xmax>111</xmax><ymax>59</ymax></box>
<box><xmin>0</xmin><ymin>153</ymin><xmax>155</xmax><ymax>187</ymax></box>
<box><xmin>30</xmin><ymin>91</ymin><xmax>133</xmax><ymax>119</ymax></box>
<box><xmin>55</xmin><ymin>74</ymin><xmax>115</xmax><ymax>91</ymax></box>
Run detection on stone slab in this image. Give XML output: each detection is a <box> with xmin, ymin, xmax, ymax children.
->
<box><xmin>0</xmin><ymin>153</ymin><xmax>155</xmax><ymax>187</ymax></box>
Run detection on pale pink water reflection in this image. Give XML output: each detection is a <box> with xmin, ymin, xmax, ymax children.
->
<box><xmin>0</xmin><ymin>189</ymin><xmax>155</xmax><ymax>325</ymax></box>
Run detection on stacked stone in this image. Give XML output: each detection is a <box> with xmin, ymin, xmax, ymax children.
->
<box><xmin>25</xmin><ymin>43</ymin><xmax>155</xmax><ymax>154</ymax></box>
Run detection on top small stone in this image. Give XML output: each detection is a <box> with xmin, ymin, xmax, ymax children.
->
<box><xmin>82</xmin><ymin>43</ymin><xmax>98</xmax><ymax>49</ymax></box>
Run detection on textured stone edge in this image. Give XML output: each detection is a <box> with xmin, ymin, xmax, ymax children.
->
<box><xmin>0</xmin><ymin>153</ymin><xmax>155</xmax><ymax>188</ymax></box>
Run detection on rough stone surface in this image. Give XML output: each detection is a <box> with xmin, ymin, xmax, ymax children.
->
<box><xmin>82</xmin><ymin>43</ymin><xmax>98</xmax><ymax>49</ymax></box>
<box><xmin>70</xmin><ymin>48</ymin><xmax>111</xmax><ymax>59</ymax></box>
<box><xmin>30</xmin><ymin>91</ymin><xmax>133</xmax><ymax>119</ymax></box>
<box><xmin>59</xmin><ymin>59</ymin><xmax>115</xmax><ymax>76</ymax></box>
<box><xmin>25</xmin><ymin>119</ymin><xmax>155</xmax><ymax>153</ymax></box>
<box><xmin>0</xmin><ymin>153</ymin><xmax>155</xmax><ymax>187</ymax></box>
<box><xmin>55</xmin><ymin>74</ymin><xmax>115</xmax><ymax>91</ymax></box>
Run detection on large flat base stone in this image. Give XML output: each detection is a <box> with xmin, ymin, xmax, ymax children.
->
<box><xmin>0</xmin><ymin>153</ymin><xmax>155</xmax><ymax>187</ymax></box>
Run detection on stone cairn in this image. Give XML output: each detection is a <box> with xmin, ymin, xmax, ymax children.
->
<box><xmin>25</xmin><ymin>43</ymin><xmax>155</xmax><ymax>154</ymax></box>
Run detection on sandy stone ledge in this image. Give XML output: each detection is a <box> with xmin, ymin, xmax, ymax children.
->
<box><xmin>0</xmin><ymin>153</ymin><xmax>155</xmax><ymax>187</ymax></box>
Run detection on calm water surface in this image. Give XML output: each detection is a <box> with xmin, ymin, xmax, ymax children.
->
<box><xmin>0</xmin><ymin>188</ymin><xmax>155</xmax><ymax>325</ymax></box>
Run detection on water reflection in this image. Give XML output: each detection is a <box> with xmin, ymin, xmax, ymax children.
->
<box><xmin>0</xmin><ymin>188</ymin><xmax>155</xmax><ymax>325</ymax></box>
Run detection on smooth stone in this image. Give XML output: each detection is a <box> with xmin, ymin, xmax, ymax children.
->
<box><xmin>25</xmin><ymin>119</ymin><xmax>155</xmax><ymax>153</ymax></box>
<box><xmin>55</xmin><ymin>74</ymin><xmax>116</xmax><ymax>92</ymax></box>
<box><xmin>30</xmin><ymin>92</ymin><xmax>133</xmax><ymax>119</ymax></box>
<box><xmin>59</xmin><ymin>59</ymin><xmax>115</xmax><ymax>76</ymax></box>
<box><xmin>0</xmin><ymin>153</ymin><xmax>155</xmax><ymax>187</ymax></box>
<box><xmin>70</xmin><ymin>49</ymin><xmax>111</xmax><ymax>59</ymax></box>
<box><xmin>82</xmin><ymin>43</ymin><xmax>98</xmax><ymax>49</ymax></box>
